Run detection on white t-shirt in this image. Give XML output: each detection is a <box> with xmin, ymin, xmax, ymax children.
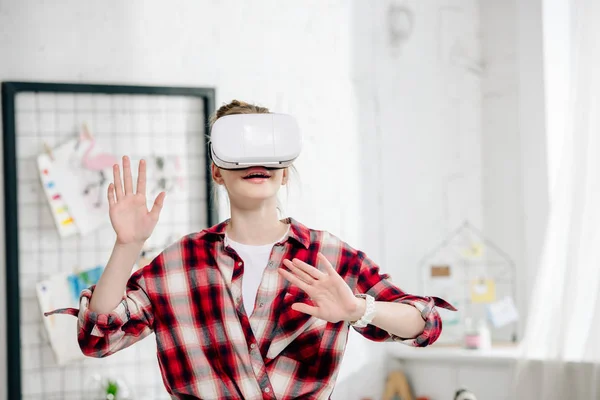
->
<box><xmin>225</xmin><ymin>228</ymin><xmax>289</xmax><ymax>315</ymax></box>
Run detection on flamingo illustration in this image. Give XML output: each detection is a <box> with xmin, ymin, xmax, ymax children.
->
<box><xmin>149</xmin><ymin>155</ymin><xmax>183</xmax><ymax>195</ymax></box>
<box><xmin>77</xmin><ymin>125</ymin><xmax>118</xmax><ymax>207</ymax></box>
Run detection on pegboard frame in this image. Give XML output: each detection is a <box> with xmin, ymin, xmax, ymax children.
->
<box><xmin>1</xmin><ymin>81</ymin><xmax>216</xmax><ymax>400</ymax></box>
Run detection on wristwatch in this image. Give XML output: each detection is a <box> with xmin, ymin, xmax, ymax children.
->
<box><xmin>349</xmin><ymin>294</ymin><xmax>376</xmax><ymax>328</ymax></box>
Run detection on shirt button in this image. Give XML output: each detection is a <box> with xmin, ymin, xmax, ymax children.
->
<box><xmin>268</xmin><ymin>261</ymin><xmax>274</xmax><ymax>267</ymax></box>
<box><xmin>259</xmin><ymin>302</ymin><xmax>264</xmax><ymax>308</ymax></box>
<box><xmin>250</xmin><ymin>343</ymin><xmax>256</xmax><ymax>349</ymax></box>
<box><xmin>264</xmin><ymin>388</ymin><xmax>271</xmax><ymax>393</ymax></box>
<box><xmin>237</xmin><ymin>261</ymin><xmax>243</xmax><ymax>266</ymax></box>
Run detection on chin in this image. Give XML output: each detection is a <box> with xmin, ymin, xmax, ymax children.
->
<box><xmin>233</xmin><ymin>186</ymin><xmax>280</xmax><ymax>202</ymax></box>
<box><xmin>243</xmin><ymin>191</ymin><xmax>279</xmax><ymax>201</ymax></box>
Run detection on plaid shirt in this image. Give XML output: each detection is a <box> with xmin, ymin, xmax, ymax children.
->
<box><xmin>46</xmin><ymin>218</ymin><xmax>455</xmax><ymax>400</ymax></box>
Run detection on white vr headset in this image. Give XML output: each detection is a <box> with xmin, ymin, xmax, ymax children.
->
<box><xmin>209</xmin><ymin>113</ymin><xmax>302</xmax><ymax>170</ymax></box>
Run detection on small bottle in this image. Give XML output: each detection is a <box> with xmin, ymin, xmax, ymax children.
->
<box><xmin>477</xmin><ymin>319</ymin><xmax>491</xmax><ymax>350</ymax></box>
<box><xmin>463</xmin><ymin>317</ymin><xmax>480</xmax><ymax>349</ymax></box>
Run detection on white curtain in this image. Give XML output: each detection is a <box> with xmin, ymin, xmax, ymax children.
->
<box><xmin>512</xmin><ymin>0</ymin><xmax>600</xmax><ymax>398</ymax></box>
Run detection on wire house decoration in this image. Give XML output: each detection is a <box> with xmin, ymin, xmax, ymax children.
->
<box><xmin>418</xmin><ymin>221</ymin><xmax>518</xmax><ymax>345</ymax></box>
<box><xmin>2</xmin><ymin>82</ymin><xmax>216</xmax><ymax>400</ymax></box>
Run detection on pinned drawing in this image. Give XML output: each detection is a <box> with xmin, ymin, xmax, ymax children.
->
<box><xmin>78</xmin><ymin>125</ymin><xmax>118</xmax><ymax>207</ymax></box>
<box><xmin>36</xmin><ymin>265</ymin><xmax>104</xmax><ymax>365</ymax></box>
<box><xmin>40</xmin><ymin>123</ymin><xmax>187</xmax><ymax>238</ymax></box>
<box><xmin>470</xmin><ymin>278</ymin><xmax>496</xmax><ymax>304</ymax></box>
<box><xmin>461</xmin><ymin>243</ymin><xmax>484</xmax><ymax>260</ymax></box>
<box><xmin>48</xmin><ymin>125</ymin><xmax>118</xmax><ymax>236</ymax></box>
<box><xmin>66</xmin><ymin>265</ymin><xmax>104</xmax><ymax>304</ymax></box>
<box><xmin>487</xmin><ymin>296</ymin><xmax>519</xmax><ymax>329</ymax></box>
<box><xmin>146</xmin><ymin>154</ymin><xmax>184</xmax><ymax>199</ymax></box>
<box><xmin>37</xmin><ymin>149</ymin><xmax>79</xmax><ymax>237</ymax></box>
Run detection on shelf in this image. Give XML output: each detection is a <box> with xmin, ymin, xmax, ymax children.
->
<box><xmin>387</xmin><ymin>342</ymin><xmax>520</xmax><ymax>364</ymax></box>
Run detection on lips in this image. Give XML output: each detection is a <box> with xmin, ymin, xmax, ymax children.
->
<box><xmin>242</xmin><ymin>167</ymin><xmax>272</xmax><ymax>179</ymax></box>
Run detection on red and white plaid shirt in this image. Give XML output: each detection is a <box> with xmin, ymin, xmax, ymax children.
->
<box><xmin>47</xmin><ymin>218</ymin><xmax>455</xmax><ymax>399</ymax></box>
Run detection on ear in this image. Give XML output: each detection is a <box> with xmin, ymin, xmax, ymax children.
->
<box><xmin>281</xmin><ymin>168</ymin><xmax>289</xmax><ymax>186</ymax></box>
<box><xmin>211</xmin><ymin>164</ymin><xmax>224</xmax><ymax>185</ymax></box>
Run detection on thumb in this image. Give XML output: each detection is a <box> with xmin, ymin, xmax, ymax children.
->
<box><xmin>150</xmin><ymin>191</ymin><xmax>166</xmax><ymax>219</ymax></box>
<box><xmin>291</xmin><ymin>302</ymin><xmax>320</xmax><ymax>318</ymax></box>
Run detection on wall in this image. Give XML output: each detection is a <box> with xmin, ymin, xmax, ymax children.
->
<box><xmin>354</xmin><ymin>0</ymin><xmax>484</xmax><ymax>296</ymax></box>
<box><xmin>481</xmin><ymin>0</ymin><xmax>548</xmax><ymax>337</ymax></box>
<box><xmin>480</xmin><ymin>0</ymin><xmax>526</xmax><ymax>335</ymax></box>
<box><xmin>353</xmin><ymin>0</ymin><xmax>546</xmax><ymax>397</ymax></box>
<box><xmin>349</xmin><ymin>0</ymin><xmax>483</xmax><ymax>397</ymax></box>
<box><xmin>384</xmin><ymin>0</ymin><xmax>548</xmax><ymax>398</ymax></box>
<box><xmin>516</xmin><ymin>0</ymin><xmax>549</xmax><ymax>322</ymax></box>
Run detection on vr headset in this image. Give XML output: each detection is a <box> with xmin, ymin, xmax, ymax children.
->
<box><xmin>209</xmin><ymin>113</ymin><xmax>302</xmax><ymax>170</ymax></box>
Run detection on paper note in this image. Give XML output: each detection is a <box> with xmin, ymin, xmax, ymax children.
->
<box><xmin>431</xmin><ymin>265</ymin><xmax>451</xmax><ymax>277</ymax></box>
<box><xmin>439</xmin><ymin>299</ymin><xmax>461</xmax><ymax>326</ymax></box>
<box><xmin>487</xmin><ymin>296</ymin><xmax>519</xmax><ymax>328</ymax></box>
<box><xmin>429</xmin><ymin>264</ymin><xmax>455</xmax><ymax>291</ymax></box>
<box><xmin>146</xmin><ymin>155</ymin><xmax>184</xmax><ymax>199</ymax></box>
<box><xmin>37</xmin><ymin>153</ymin><xmax>79</xmax><ymax>237</ymax></box>
<box><xmin>50</xmin><ymin>136</ymin><xmax>117</xmax><ymax>236</ymax></box>
<box><xmin>470</xmin><ymin>279</ymin><xmax>496</xmax><ymax>303</ymax></box>
<box><xmin>37</xmin><ymin>265</ymin><xmax>104</xmax><ymax>365</ymax></box>
<box><xmin>461</xmin><ymin>242</ymin><xmax>485</xmax><ymax>259</ymax></box>
<box><xmin>66</xmin><ymin>266</ymin><xmax>104</xmax><ymax>303</ymax></box>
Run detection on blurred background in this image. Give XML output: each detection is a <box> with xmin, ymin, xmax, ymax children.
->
<box><xmin>2</xmin><ymin>0</ymin><xmax>597</xmax><ymax>399</ymax></box>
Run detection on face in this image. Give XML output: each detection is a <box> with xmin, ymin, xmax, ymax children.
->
<box><xmin>212</xmin><ymin>164</ymin><xmax>288</xmax><ymax>207</ymax></box>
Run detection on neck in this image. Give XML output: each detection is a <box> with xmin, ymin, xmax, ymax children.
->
<box><xmin>226</xmin><ymin>202</ymin><xmax>287</xmax><ymax>245</ymax></box>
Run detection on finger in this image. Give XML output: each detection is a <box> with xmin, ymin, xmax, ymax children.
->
<box><xmin>277</xmin><ymin>268</ymin><xmax>314</xmax><ymax>295</ymax></box>
<box><xmin>107</xmin><ymin>183</ymin><xmax>116</xmax><ymax>206</ymax></box>
<box><xmin>291</xmin><ymin>258</ymin><xmax>326</xmax><ymax>280</ymax></box>
<box><xmin>317</xmin><ymin>252</ymin><xmax>338</xmax><ymax>276</ymax></box>
<box><xmin>136</xmin><ymin>159</ymin><xmax>146</xmax><ymax>195</ymax></box>
<box><xmin>150</xmin><ymin>192</ymin><xmax>166</xmax><ymax>219</ymax></box>
<box><xmin>283</xmin><ymin>259</ymin><xmax>316</xmax><ymax>284</ymax></box>
<box><xmin>291</xmin><ymin>302</ymin><xmax>320</xmax><ymax>318</ymax></box>
<box><xmin>113</xmin><ymin>163</ymin><xmax>124</xmax><ymax>200</ymax></box>
<box><xmin>122</xmin><ymin>156</ymin><xmax>133</xmax><ymax>195</ymax></box>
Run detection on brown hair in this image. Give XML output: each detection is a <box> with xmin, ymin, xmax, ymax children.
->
<box><xmin>209</xmin><ymin>99</ymin><xmax>270</xmax><ymax>128</ymax></box>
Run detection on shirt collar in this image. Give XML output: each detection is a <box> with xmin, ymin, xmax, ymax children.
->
<box><xmin>200</xmin><ymin>217</ymin><xmax>311</xmax><ymax>249</ymax></box>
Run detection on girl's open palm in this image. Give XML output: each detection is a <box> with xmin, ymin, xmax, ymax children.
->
<box><xmin>278</xmin><ymin>253</ymin><xmax>362</xmax><ymax>323</ymax></box>
<box><xmin>108</xmin><ymin>156</ymin><xmax>166</xmax><ymax>245</ymax></box>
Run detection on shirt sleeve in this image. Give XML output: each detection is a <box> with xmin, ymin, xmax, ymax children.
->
<box><xmin>350</xmin><ymin>250</ymin><xmax>457</xmax><ymax>347</ymax></box>
<box><xmin>44</xmin><ymin>255</ymin><xmax>160</xmax><ymax>358</ymax></box>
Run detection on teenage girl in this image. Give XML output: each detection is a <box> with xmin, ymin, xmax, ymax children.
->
<box><xmin>47</xmin><ymin>100</ymin><xmax>455</xmax><ymax>400</ymax></box>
